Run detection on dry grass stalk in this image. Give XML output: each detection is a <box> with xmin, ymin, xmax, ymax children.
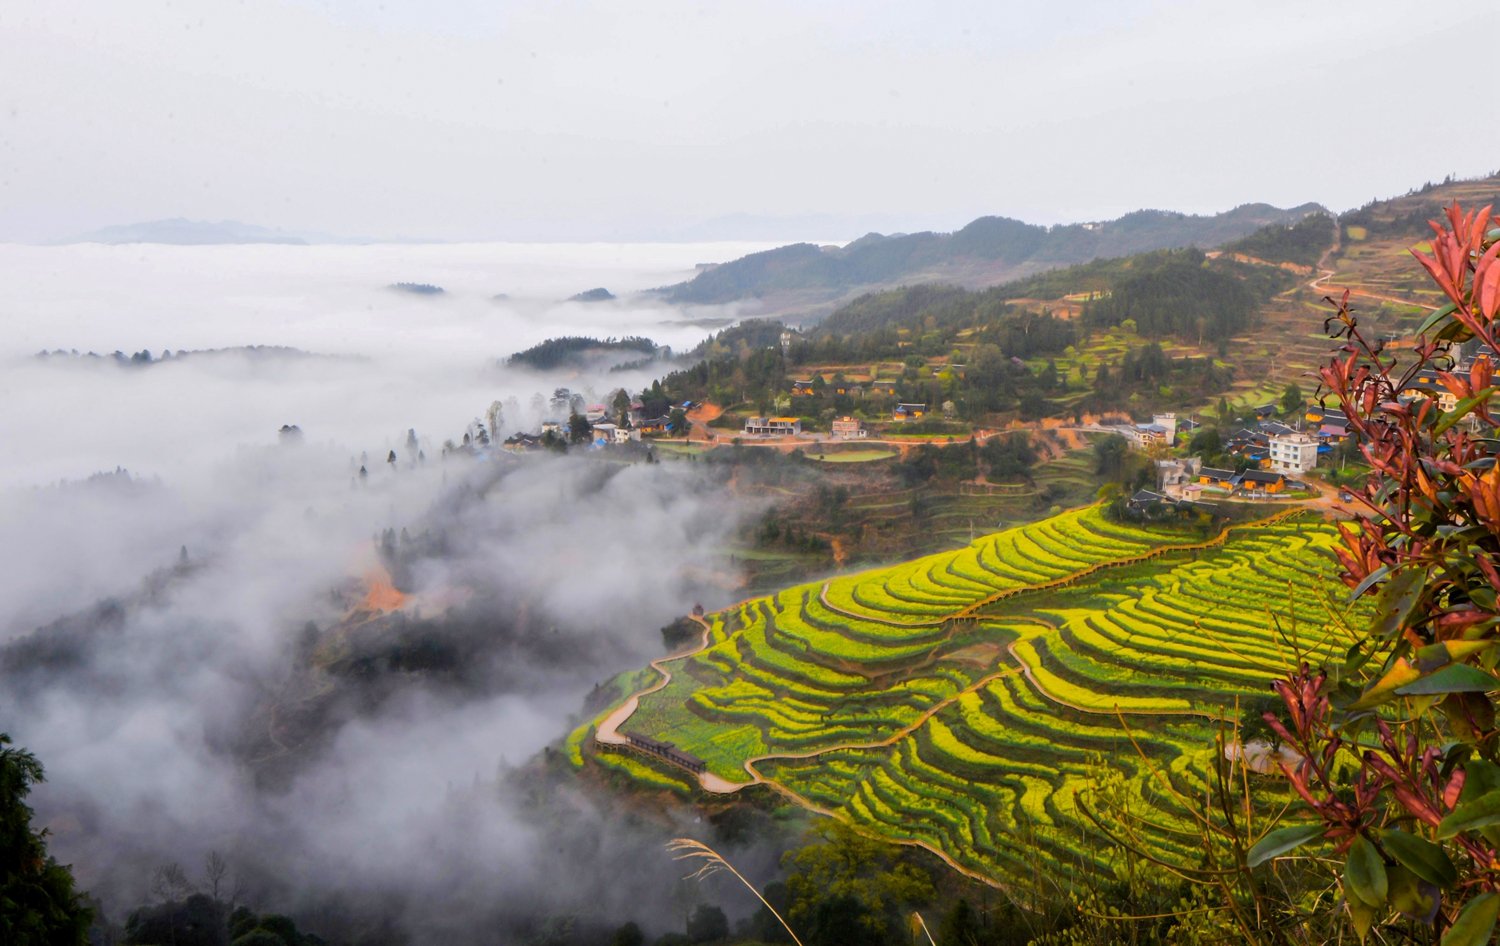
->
<box><xmin>667</xmin><ymin>837</ymin><xmax>805</xmax><ymax>946</ymax></box>
<box><xmin>910</xmin><ymin>910</ymin><xmax>937</xmax><ymax>945</ymax></box>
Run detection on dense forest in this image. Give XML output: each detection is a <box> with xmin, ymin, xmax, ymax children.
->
<box><xmin>1080</xmin><ymin>249</ymin><xmax>1260</xmax><ymax>342</ymax></box>
<box><xmin>1219</xmin><ymin>211</ymin><xmax>1336</xmax><ymax>267</ymax></box>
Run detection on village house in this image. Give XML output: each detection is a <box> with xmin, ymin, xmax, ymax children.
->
<box><xmin>1197</xmin><ymin>466</ymin><xmax>1288</xmax><ymax>495</ymax></box>
<box><xmin>1198</xmin><ymin>467</ymin><xmax>1238</xmax><ymax>490</ymax></box>
<box><xmin>1239</xmin><ymin>469</ymin><xmax>1287</xmax><ymax>494</ymax></box>
<box><xmin>744</xmin><ymin>416</ymin><xmax>802</xmax><ymax>437</ymax></box>
<box><xmin>503</xmin><ymin>432</ymin><xmax>543</xmax><ymax>453</ymax></box>
<box><xmin>540</xmin><ymin>420</ymin><xmax>562</xmax><ymax>436</ymax></box>
<box><xmin>867</xmin><ymin>381</ymin><xmax>898</xmax><ymax>398</ymax></box>
<box><xmin>590</xmin><ymin>421</ymin><xmax>619</xmax><ymax>443</ymax></box>
<box><xmin>1400</xmin><ymin>368</ymin><xmax>1460</xmax><ymax>412</ymax></box>
<box><xmin>831</xmin><ymin>416</ymin><xmax>868</xmax><ymax>439</ymax></box>
<box><xmin>1224</xmin><ymin>427</ymin><xmax>1264</xmax><ymax>459</ymax></box>
<box><xmin>790</xmin><ymin>380</ymin><xmax>817</xmax><ymax>397</ymax></box>
<box><xmin>1155</xmin><ymin>456</ymin><xmax>1202</xmax><ymax>492</ymax></box>
<box><xmin>633</xmin><ymin>415</ymin><xmax>669</xmax><ymax>434</ymax></box>
<box><xmin>1127</xmin><ymin>489</ymin><xmax>1170</xmax><ymax>512</ymax></box>
<box><xmin>1118</xmin><ymin>413</ymin><xmax>1178</xmax><ymax>450</ymax></box>
<box><xmin>893</xmin><ymin>402</ymin><xmax>927</xmax><ymax>422</ymax></box>
<box><xmin>1305</xmin><ymin>403</ymin><xmax>1349</xmax><ymax>429</ymax></box>
<box><xmin>1267</xmin><ymin>431</ymin><xmax>1319</xmax><ymax>475</ymax></box>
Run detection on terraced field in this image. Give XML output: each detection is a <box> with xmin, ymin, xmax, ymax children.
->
<box><xmin>571</xmin><ymin>505</ymin><xmax>1363</xmax><ymax>888</ymax></box>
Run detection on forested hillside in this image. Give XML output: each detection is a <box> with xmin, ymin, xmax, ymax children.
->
<box><xmin>658</xmin><ymin>201</ymin><xmax>1324</xmax><ymax>313</ymax></box>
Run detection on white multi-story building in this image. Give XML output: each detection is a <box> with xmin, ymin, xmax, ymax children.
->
<box><xmin>1268</xmin><ymin>431</ymin><xmax>1318</xmax><ymax>475</ymax></box>
<box><xmin>744</xmin><ymin>416</ymin><xmax>802</xmax><ymax>437</ymax></box>
<box><xmin>1152</xmin><ymin>412</ymin><xmax>1177</xmax><ymax>444</ymax></box>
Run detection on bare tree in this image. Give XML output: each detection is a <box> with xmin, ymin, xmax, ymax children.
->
<box><xmin>151</xmin><ymin>862</ymin><xmax>194</xmax><ymax>902</ymax></box>
<box><xmin>204</xmin><ymin>850</ymin><xmax>228</xmax><ymax>900</ymax></box>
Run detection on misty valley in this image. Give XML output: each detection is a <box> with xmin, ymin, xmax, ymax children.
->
<box><xmin>7</xmin><ymin>14</ymin><xmax>1500</xmax><ymax>940</ymax></box>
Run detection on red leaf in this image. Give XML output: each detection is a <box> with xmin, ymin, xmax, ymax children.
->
<box><xmin>1437</xmin><ymin>371</ymin><xmax>1472</xmax><ymax>401</ymax></box>
<box><xmin>1472</xmin><ymin>353</ymin><xmax>1495</xmax><ymax>393</ymax></box>
<box><xmin>1413</xmin><ymin>246</ymin><xmax>1462</xmax><ymax>304</ymax></box>
<box><xmin>1446</xmin><ymin>769</ymin><xmax>1466</xmax><ymax>808</ymax></box>
<box><xmin>1476</xmin><ymin>239</ymin><xmax>1500</xmax><ymax>320</ymax></box>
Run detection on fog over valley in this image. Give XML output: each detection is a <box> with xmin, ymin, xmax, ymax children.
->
<box><xmin>0</xmin><ymin>241</ymin><xmax>774</xmax><ymax>487</ymax></box>
<box><xmin>0</xmin><ymin>240</ymin><xmax>775</xmax><ymax>940</ymax></box>
<box><xmin>14</xmin><ymin>4</ymin><xmax>1500</xmax><ymax>944</ymax></box>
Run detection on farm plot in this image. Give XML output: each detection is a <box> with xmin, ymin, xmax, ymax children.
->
<box><xmin>591</xmin><ymin>505</ymin><xmax>1358</xmax><ymax>887</ymax></box>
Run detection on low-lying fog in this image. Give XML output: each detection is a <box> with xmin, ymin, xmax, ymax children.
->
<box><xmin>0</xmin><ymin>240</ymin><xmax>779</xmax><ymax>940</ymax></box>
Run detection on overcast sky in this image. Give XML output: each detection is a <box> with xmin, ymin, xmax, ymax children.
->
<box><xmin>3</xmin><ymin>0</ymin><xmax>1497</xmax><ymax>243</ymax></box>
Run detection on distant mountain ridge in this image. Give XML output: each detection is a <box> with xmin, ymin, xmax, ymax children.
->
<box><xmin>659</xmin><ymin>201</ymin><xmax>1326</xmax><ymax>317</ymax></box>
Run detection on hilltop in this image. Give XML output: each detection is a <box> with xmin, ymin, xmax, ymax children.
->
<box><xmin>657</xmin><ymin>202</ymin><xmax>1325</xmax><ymax>319</ymax></box>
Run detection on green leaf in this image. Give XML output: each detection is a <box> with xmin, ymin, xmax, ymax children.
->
<box><xmin>1348</xmin><ymin>895</ymin><xmax>1378</xmax><ymax>943</ymax></box>
<box><xmin>1436</xmin><ymin>789</ymin><xmax>1500</xmax><ymax>839</ymax></box>
<box><xmin>1345</xmin><ymin>835</ymin><xmax>1388</xmax><ymax>907</ymax></box>
<box><xmin>1395</xmin><ymin>663</ymin><xmax>1498</xmax><ymax>696</ymax></box>
<box><xmin>1247</xmin><ymin>824</ymin><xmax>1324</xmax><ymax>867</ymax></box>
<box><xmin>1349</xmin><ymin>564</ymin><xmax>1393</xmax><ymax>603</ymax></box>
<box><xmin>1443</xmin><ymin>892</ymin><xmax>1499</xmax><ymax>946</ymax></box>
<box><xmin>1352</xmin><ymin>658</ymin><xmax>1422</xmax><ymax>710</ymax></box>
<box><xmin>1381</xmin><ymin>829</ymin><xmax>1457</xmax><ymax>887</ymax></box>
<box><xmin>1416</xmin><ymin>301</ymin><xmax>1461</xmax><ymax>338</ymax></box>
<box><xmin>1434</xmin><ymin>388</ymin><xmax>1497</xmax><ymax>437</ymax></box>
<box><xmin>1387</xmin><ymin>863</ymin><xmax>1437</xmax><ymax>919</ymax></box>
<box><xmin>1461</xmin><ymin>760</ymin><xmax>1500</xmax><ymax>800</ymax></box>
<box><xmin>1436</xmin><ymin>319</ymin><xmax>1476</xmax><ymax>343</ymax></box>
<box><xmin>1373</xmin><ymin>567</ymin><xmax>1425</xmax><ymax>640</ymax></box>
<box><xmin>1415</xmin><ymin>640</ymin><xmax>1495</xmax><ymax>672</ymax></box>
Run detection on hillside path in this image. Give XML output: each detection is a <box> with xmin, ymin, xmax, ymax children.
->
<box><xmin>591</xmin><ymin>614</ymin><xmax>746</xmax><ymax>794</ymax></box>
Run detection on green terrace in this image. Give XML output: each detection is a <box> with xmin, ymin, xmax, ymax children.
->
<box><xmin>568</xmin><ymin>505</ymin><xmax>1363</xmax><ymax>888</ymax></box>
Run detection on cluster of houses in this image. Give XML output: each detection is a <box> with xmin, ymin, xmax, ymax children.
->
<box><xmin>739</xmin><ymin>411</ymin><xmax>914</xmax><ymax>439</ymax></box>
<box><xmin>501</xmin><ymin>399</ymin><xmax>691</xmax><ymax>451</ymax></box>
<box><xmin>790</xmin><ymin>378</ymin><xmax>900</xmax><ymax>399</ymax></box>
<box><xmin>787</xmin><ymin>377</ymin><xmax>927</xmax><ymax>423</ymax></box>
<box><xmin>1221</xmin><ymin>409</ymin><xmax>1349</xmax><ymax>473</ymax></box>
<box><xmin>1112</xmin><ymin>403</ymin><xmax>1353</xmax><ymax>482</ymax></box>
<box><xmin>1152</xmin><ymin>454</ymin><xmax>1305</xmax><ymax>500</ymax></box>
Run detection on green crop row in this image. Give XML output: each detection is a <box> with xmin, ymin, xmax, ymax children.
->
<box><xmin>613</xmin><ymin>506</ymin><xmax>1363</xmax><ymax>888</ymax></box>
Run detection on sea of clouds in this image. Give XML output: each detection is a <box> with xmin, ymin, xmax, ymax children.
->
<box><xmin>0</xmin><ymin>240</ymin><xmax>780</xmax><ymax>940</ymax></box>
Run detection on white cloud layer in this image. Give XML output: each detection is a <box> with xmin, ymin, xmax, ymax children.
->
<box><xmin>0</xmin><ymin>242</ymin><xmax>763</xmax><ymax>939</ymax></box>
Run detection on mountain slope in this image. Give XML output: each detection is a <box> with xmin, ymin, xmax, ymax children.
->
<box><xmin>659</xmin><ymin>202</ymin><xmax>1325</xmax><ymax>318</ymax></box>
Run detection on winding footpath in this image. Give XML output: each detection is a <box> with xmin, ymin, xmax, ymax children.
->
<box><xmin>592</xmin><ymin>614</ymin><xmax>747</xmax><ymax>794</ymax></box>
